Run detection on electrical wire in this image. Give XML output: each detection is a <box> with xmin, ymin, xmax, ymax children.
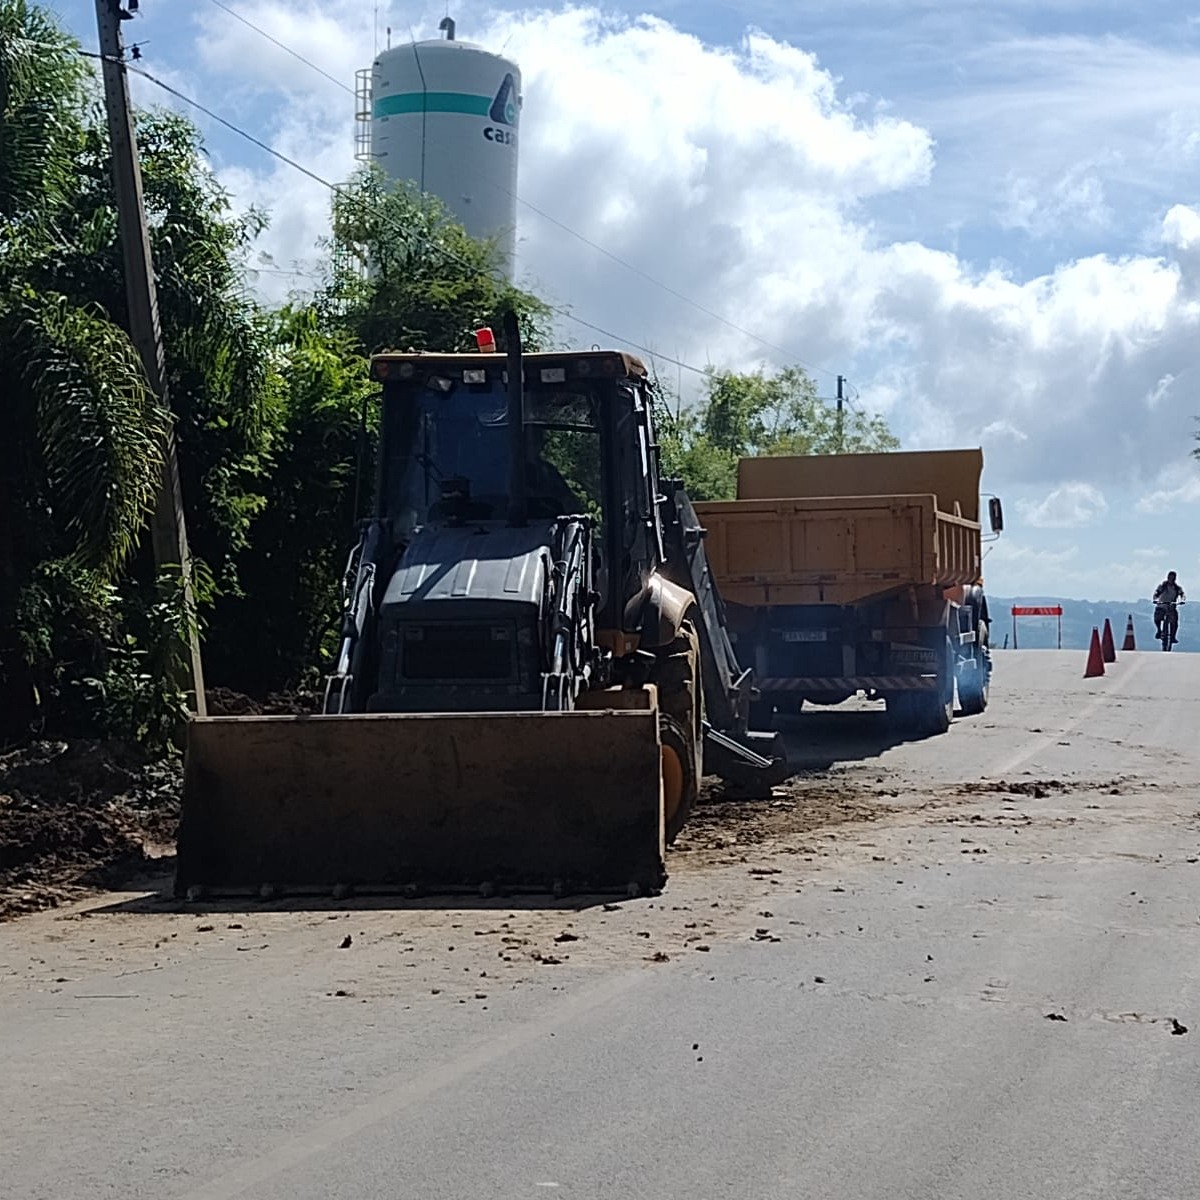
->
<box><xmin>82</xmin><ymin>51</ymin><xmax>717</xmax><ymax>379</ymax></box>
<box><xmin>197</xmin><ymin>3</ymin><xmax>850</xmax><ymax>386</ymax></box>
<box><xmin>481</xmin><ymin>179</ymin><xmax>844</xmax><ymax>385</ymax></box>
<box><xmin>203</xmin><ymin>0</ymin><xmax>352</xmax><ymax>94</ymax></box>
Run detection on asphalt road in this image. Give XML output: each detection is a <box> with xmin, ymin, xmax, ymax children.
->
<box><xmin>3</xmin><ymin>649</ymin><xmax>1199</xmax><ymax>1199</ymax></box>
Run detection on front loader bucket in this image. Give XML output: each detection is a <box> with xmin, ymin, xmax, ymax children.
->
<box><xmin>175</xmin><ymin>702</ymin><xmax>665</xmax><ymax>899</ymax></box>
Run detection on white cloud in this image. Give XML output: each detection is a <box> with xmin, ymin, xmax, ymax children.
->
<box><xmin>194</xmin><ymin>2</ymin><xmax>370</xmax><ymax>100</ymax></box>
<box><xmin>1162</xmin><ymin>203</ymin><xmax>1200</xmax><ymax>297</ymax></box>
<box><xmin>1144</xmin><ymin>373</ymin><xmax>1176</xmax><ymax>409</ymax></box>
<box><xmin>981</xmin><ymin>419</ymin><xmax>1027</xmax><ymax>443</ymax></box>
<box><xmin>986</xmin><ymin>537</ymin><xmax>1161</xmax><ymax>600</ymax></box>
<box><xmin>1158</xmin><ymin>111</ymin><xmax>1200</xmax><ymax>164</ymax></box>
<box><xmin>1018</xmin><ymin>482</ymin><xmax>1109</xmax><ymax>529</ymax></box>
<box><xmin>985</xmin><ymin>540</ymin><xmax>1081</xmax><ymax>596</ymax></box>
<box><xmin>998</xmin><ymin>162</ymin><xmax>1112</xmax><ymax>238</ymax></box>
<box><xmin>1163</xmin><ymin>204</ymin><xmax>1200</xmax><ymax>251</ymax></box>
<box><xmin>177</xmin><ymin>4</ymin><xmax>1200</xmax><ymax>510</ymax></box>
<box><xmin>1136</xmin><ymin>469</ymin><xmax>1200</xmax><ymax>514</ymax></box>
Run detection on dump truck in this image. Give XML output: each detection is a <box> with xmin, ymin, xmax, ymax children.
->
<box><xmin>176</xmin><ymin>315</ymin><xmax>787</xmax><ymax>899</ymax></box>
<box><xmin>693</xmin><ymin>450</ymin><xmax>1003</xmax><ymax>735</ymax></box>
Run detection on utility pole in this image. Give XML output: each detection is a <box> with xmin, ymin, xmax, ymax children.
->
<box><xmin>836</xmin><ymin>374</ymin><xmax>845</xmax><ymax>453</ymax></box>
<box><xmin>94</xmin><ymin>0</ymin><xmax>206</xmax><ymax>717</ymax></box>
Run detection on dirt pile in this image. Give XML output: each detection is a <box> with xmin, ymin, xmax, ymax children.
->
<box><xmin>673</xmin><ymin>772</ymin><xmax>885</xmax><ymax>866</ymax></box>
<box><xmin>0</xmin><ymin>741</ymin><xmax>181</xmax><ymax>919</ymax></box>
<box><xmin>206</xmin><ymin>688</ymin><xmax>315</xmax><ymax>716</ymax></box>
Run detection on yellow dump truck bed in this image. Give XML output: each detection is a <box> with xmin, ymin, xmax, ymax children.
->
<box><xmin>693</xmin><ymin>450</ymin><xmax>985</xmax><ymax>609</ymax></box>
<box><xmin>695</xmin><ymin>493</ymin><xmax>981</xmax><ymax>607</ymax></box>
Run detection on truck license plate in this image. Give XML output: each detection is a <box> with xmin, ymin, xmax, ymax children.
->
<box><xmin>783</xmin><ymin>630</ymin><xmax>827</xmax><ymax>643</ymax></box>
<box><xmin>892</xmin><ymin>647</ymin><xmax>936</xmax><ymax>665</ymax></box>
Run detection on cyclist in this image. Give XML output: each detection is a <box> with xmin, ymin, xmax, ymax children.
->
<box><xmin>1154</xmin><ymin>571</ymin><xmax>1186</xmax><ymax>644</ymax></box>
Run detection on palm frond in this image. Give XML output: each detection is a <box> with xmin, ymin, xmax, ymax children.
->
<box><xmin>0</xmin><ymin>1</ymin><xmax>91</xmax><ymax>223</ymax></box>
<box><xmin>4</xmin><ymin>289</ymin><xmax>167</xmax><ymax>575</ymax></box>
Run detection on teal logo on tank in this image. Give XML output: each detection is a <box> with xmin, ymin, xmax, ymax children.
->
<box><xmin>489</xmin><ymin>73</ymin><xmax>519</xmax><ymax>127</ymax></box>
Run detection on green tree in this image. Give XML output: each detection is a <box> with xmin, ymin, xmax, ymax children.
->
<box><xmin>35</xmin><ymin>107</ymin><xmax>281</xmax><ymax>591</ymax></box>
<box><xmin>656</xmin><ymin>365</ymin><xmax>899</xmax><ymax>500</ymax></box>
<box><xmin>655</xmin><ymin>401</ymin><xmax>738</xmax><ymax>502</ymax></box>
<box><xmin>205</xmin><ymin>307</ymin><xmax>373</xmax><ymax>692</ymax></box>
<box><xmin>0</xmin><ymin>0</ymin><xmax>278</xmax><ymax>740</ymax></box>
<box><xmin>0</xmin><ymin>2</ymin><xmax>170</xmax><ymax>736</ymax></box>
<box><xmin>321</xmin><ymin>167</ymin><xmax>551</xmax><ymax>355</ymax></box>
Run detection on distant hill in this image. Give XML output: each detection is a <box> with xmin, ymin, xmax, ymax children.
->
<box><xmin>988</xmin><ymin>596</ymin><xmax>1195</xmax><ymax>653</ymax></box>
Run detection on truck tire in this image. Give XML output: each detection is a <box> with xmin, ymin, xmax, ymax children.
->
<box><xmin>958</xmin><ymin>644</ymin><xmax>989</xmax><ymax>715</ymax></box>
<box><xmin>958</xmin><ymin>601</ymin><xmax>990</xmax><ymax>716</ymax></box>
<box><xmin>891</xmin><ymin>640</ymin><xmax>953</xmax><ymax>736</ymax></box>
<box><xmin>651</xmin><ymin>621</ymin><xmax>703</xmax><ymax>843</ymax></box>
<box><xmin>885</xmin><ymin>693</ymin><xmax>913</xmax><ymax>729</ymax></box>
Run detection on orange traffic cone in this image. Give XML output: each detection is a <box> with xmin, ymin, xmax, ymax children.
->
<box><xmin>1084</xmin><ymin>627</ymin><xmax>1105</xmax><ymax>678</ymax></box>
<box><xmin>1101</xmin><ymin>618</ymin><xmax>1117</xmax><ymax>663</ymax></box>
<box><xmin>1121</xmin><ymin>614</ymin><xmax>1136</xmax><ymax>652</ymax></box>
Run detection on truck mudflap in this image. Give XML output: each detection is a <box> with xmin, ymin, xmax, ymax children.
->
<box><xmin>176</xmin><ymin>702</ymin><xmax>665</xmax><ymax>899</ymax></box>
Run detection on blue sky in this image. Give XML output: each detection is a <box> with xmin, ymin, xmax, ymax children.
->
<box><xmin>48</xmin><ymin>1</ymin><xmax>1200</xmax><ymax>600</ymax></box>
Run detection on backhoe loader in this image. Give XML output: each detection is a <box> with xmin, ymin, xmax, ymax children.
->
<box><xmin>176</xmin><ymin>314</ymin><xmax>787</xmax><ymax>897</ymax></box>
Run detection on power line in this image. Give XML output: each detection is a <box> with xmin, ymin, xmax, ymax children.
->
<box><xmin>81</xmin><ymin>52</ymin><xmax>716</xmax><ymax>380</ymax></box>
<box><xmin>90</xmin><ymin>43</ymin><xmax>874</xmax><ymax>402</ymax></box>
<box><xmin>843</xmin><ymin>380</ymin><xmax>863</xmax><ymax>415</ymax></box>
<box><xmin>483</xmin><ymin>180</ymin><xmax>844</xmax><ymax>385</ymax></box>
<box><xmin>203</xmin><ymin>0</ymin><xmax>352</xmax><ymax>94</ymax></box>
<box><xmin>81</xmin><ymin>51</ymin><xmax>335</xmax><ymax>188</ymax></box>
<box><xmin>197</xmin><ymin>3</ymin><xmax>850</xmax><ymax>386</ymax></box>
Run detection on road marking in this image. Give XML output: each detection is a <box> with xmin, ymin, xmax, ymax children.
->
<box><xmin>176</xmin><ymin>969</ymin><xmax>646</xmax><ymax>1199</ymax></box>
<box><xmin>988</xmin><ymin>654</ymin><xmax>1148</xmax><ymax>778</ymax></box>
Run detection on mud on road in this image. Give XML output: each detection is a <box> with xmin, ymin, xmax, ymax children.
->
<box><xmin>0</xmin><ymin>692</ymin><xmax>315</xmax><ymax>921</ymax></box>
<box><xmin>0</xmin><ymin>719</ymin><xmax>1168</xmax><ymax>926</ymax></box>
<box><xmin>674</xmin><ymin>774</ymin><xmax>886</xmax><ymax>868</ymax></box>
<box><xmin>0</xmin><ymin>741</ymin><xmax>180</xmax><ymax>920</ymax></box>
<box><xmin>0</xmin><ymin>743</ymin><xmax>899</xmax><ymax>924</ymax></box>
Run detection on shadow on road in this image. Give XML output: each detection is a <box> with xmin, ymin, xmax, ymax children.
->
<box><xmin>81</xmin><ymin>865</ymin><xmax>630</xmax><ymax>919</ymax></box>
<box><xmin>76</xmin><ymin>703</ymin><xmax>949</xmax><ymax>921</ymax></box>
<box><xmin>773</xmin><ymin>706</ymin><xmax>935</xmax><ymax>771</ymax></box>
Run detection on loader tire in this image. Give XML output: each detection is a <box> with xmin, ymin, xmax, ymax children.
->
<box><xmin>652</xmin><ymin>620</ymin><xmax>703</xmax><ymax>844</ymax></box>
<box><xmin>659</xmin><ymin>713</ymin><xmax>699</xmax><ymax>844</ymax></box>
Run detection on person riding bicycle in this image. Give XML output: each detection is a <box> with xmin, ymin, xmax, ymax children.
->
<box><xmin>1154</xmin><ymin>571</ymin><xmax>1186</xmax><ymax>644</ymax></box>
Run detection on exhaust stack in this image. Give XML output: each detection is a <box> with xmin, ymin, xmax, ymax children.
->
<box><xmin>504</xmin><ymin>310</ymin><xmax>527</xmax><ymax>527</ymax></box>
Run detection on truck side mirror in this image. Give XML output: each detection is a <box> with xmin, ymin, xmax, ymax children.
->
<box><xmin>989</xmin><ymin>496</ymin><xmax>1004</xmax><ymax>533</ymax></box>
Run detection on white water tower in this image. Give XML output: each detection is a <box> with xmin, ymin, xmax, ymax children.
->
<box><xmin>356</xmin><ymin>18</ymin><xmax>521</xmax><ymax>275</ymax></box>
